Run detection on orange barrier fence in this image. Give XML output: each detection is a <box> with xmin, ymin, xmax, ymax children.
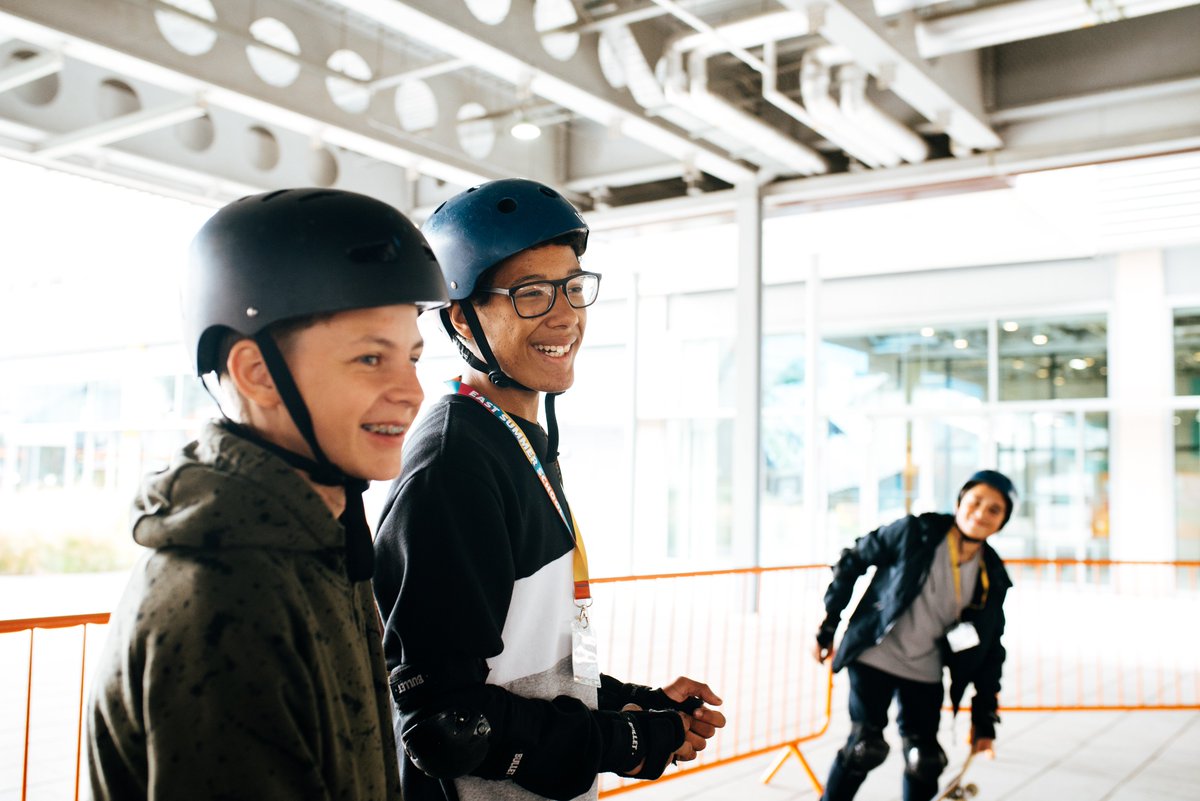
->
<box><xmin>591</xmin><ymin>566</ymin><xmax>835</xmax><ymax>796</ymax></box>
<box><xmin>0</xmin><ymin>614</ymin><xmax>110</xmax><ymax>801</ymax></box>
<box><xmin>998</xmin><ymin>559</ymin><xmax>1200</xmax><ymax>712</ymax></box>
<box><xmin>3</xmin><ymin>560</ymin><xmax>1197</xmax><ymax>798</ymax></box>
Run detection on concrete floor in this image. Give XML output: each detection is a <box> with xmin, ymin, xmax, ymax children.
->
<box><xmin>615</xmin><ymin>709</ymin><xmax>1200</xmax><ymax>801</ymax></box>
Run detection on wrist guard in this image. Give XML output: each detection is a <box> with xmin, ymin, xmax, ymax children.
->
<box><xmin>598</xmin><ymin>709</ymin><xmax>685</xmax><ymax>781</ymax></box>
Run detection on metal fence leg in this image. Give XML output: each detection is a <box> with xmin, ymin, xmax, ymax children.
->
<box><xmin>761</xmin><ymin>742</ymin><xmax>825</xmax><ymax>796</ymax></box>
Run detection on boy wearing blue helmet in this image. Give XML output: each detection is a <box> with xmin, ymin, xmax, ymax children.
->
<box><xmin>87</xmin><ymin>189</ymin><xmax>448</xmax><ymax>800</ymax></box>
<box><xmin>813</xmin><ymin>470</ymin><xmax>1016</xmax><ymax>801</ymax></box>
<box><xmin>373</xmin><ymin>179</ymin><xmax>725</xmax><ymax>801</ymax></box>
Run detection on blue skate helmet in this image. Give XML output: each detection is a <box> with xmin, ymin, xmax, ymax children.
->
<box><xmin>421</xmin><ymin>178</ymin><xmax>590</xmax><ymax>460</ymax></box>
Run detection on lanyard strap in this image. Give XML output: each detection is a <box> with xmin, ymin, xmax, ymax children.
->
<box><xmin>948</xmin><ymin>531</ymin><xmax>989</xmax><ymax>618</ymax></box>
<box><xmin>449</xmin><ymin>380</ymin><xmax>591</xmax><ymax>603</ymax></box>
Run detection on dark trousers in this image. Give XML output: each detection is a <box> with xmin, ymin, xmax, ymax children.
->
<box><xmin>822</xmin><ymin>662</ymin><xmax>945</xmax><ymax>801</ymax></box>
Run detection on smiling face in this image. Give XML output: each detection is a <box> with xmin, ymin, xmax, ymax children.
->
<box><xmin>955</xmin><ymin>483</ymin><xmax>1009</xmax><ymax>541</ymax></box>
<box><xmin>278</xmin><ymin>304</ymin><xmax>425</xmax><ymax>481</ymax></box>
<box><xmin>462</xmin><ymin>243</ymin><xmax>587</xmax><ymax>398</ymax></box>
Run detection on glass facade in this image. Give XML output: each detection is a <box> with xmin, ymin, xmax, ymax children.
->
<box><xmin>1175</xmin><ymin>308</ymin><xmax>1200</xmax><ymax>560</ymax></box>
<box><xmin>998</xmin><ymin>314</ymin><xmax>1108</xmax><ymax>401</ymax></box>
<box><xmin>821</xmin><ymin>324</ymin><xmax>988</xmax><ymax>409</ymax></box>
<box><xmin>1176</xmin><ymin>309</ymin><xmax>1200</xmax><ymax>396</ymax></box>
<box><xmin>816</xmin><ymin>316</ymin><xmax>1111</xmax><ymax>559</ymax></box>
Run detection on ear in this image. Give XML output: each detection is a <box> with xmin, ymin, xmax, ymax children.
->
<box><xmin>226</xmin><ymin>339</ymin><xmax>282</xmax><ymax>410</ymax></box>
<box><xmin>447</xmin><ymin>301</ymin><xmax>475</xmax><ymax>341</ymax></box>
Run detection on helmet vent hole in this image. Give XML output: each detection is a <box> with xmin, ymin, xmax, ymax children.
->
<box><xmin>347</xmin><ymin>241</ymin><xmax>399</xmax><ymax>263</ymax></box>
<box><xmin>299</xmin><ymin>190</ymin><xmax>338</xmax><ymax>203</ymax></box>
<box><xmin>497</xmin><ymin>198</ymin><xmax>518</xmax><ymax>213</ymax></box>
<box><xmin>539</xmin><ymin>187</ymin><xmax>558</xmax><ymax>198</ymax></box>
<box><xmin>260</xmin><ymin>189</ymin><xmax>288</xmax><ymax>202</ymax></box>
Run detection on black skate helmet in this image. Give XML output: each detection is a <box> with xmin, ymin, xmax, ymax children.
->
<box><xmin>186</xmin><ymin>187</ymin><xmax>447</xmax><ymax>375</ymax></box>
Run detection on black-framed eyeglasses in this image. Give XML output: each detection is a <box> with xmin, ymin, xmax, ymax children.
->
<box><xmin>479</xmin><ymin>271</ymin><xmax>602</xmax><ymax>319</ymax></box>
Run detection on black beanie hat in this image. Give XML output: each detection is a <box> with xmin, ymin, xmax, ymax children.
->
<box><xmin>957</xmin><ymin>469</ymin><xmax>1017</xmax><ymax>529</ymax></box>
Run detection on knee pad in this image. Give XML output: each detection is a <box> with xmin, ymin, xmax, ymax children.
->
<box><xmin>901</xmin><ymin>737</ymin><xmax>947</xmax><ymax>784</ymax></box>
<box><xmin>840</xmin><ymin>724</ymin><xmax>889</xmax><ymax>773</ymax></box>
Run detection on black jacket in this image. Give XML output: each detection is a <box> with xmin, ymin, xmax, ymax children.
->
<box><xmin>817</xmin><ymin>513</ymin><xmax>1011</xmax><ymax>739</ymax></box>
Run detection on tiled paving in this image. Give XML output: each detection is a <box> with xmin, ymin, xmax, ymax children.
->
<box><xmin>624</xmin><ymin>708</ymin><xmax>1200</xmax><ymax>801</ymax></box>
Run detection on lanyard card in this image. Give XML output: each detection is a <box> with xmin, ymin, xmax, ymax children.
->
<box><xmin>571</xmin><ymin>613</ymin><xmax>602</xmax><ymax>688</ymax></box>
<box><xmin>945</xmin><ymin>621</ymin><xmax>981</xmax><ymax>653</ymax></box>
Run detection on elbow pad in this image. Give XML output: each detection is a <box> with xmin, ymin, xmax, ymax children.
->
<box><xmin>388</xmin><ymin>659</ymin><xmax>493</xmax><ymax>779</ymax></box>
<box><xmin>401</xmin><ymin>709</ymin><xmax>493</xmax><ymax>780</ymax></box>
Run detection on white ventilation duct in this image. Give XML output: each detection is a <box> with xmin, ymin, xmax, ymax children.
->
<box><xmin>796</xmin><ymin>50</ymin><xmax>901</xmax><ymax>167</ymax></box>
<box><xmin>775</xmin><ymin>0</ymin><xmax>1001</xmax><ymax>154</ymax></box>
<box><xmin>648</xmin><ymin>6</ymin><xmax>929</xmax><ymax>173</ymax></box>
<box><xmin>916</xmin><ymin>0</ymin><xmax>1200</xmax><ymax>58</ymax></box>
<box><xmin>662</xmin><ymin>47</ymin><xmax>828</xmax><ymax>176</ymax></box>
<box><xmin>838</xmin><ymin>64</ymin><xmax>929</xmax><ymax>164</ymax></box>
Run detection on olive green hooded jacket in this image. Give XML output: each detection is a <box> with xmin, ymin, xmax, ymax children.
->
<box><xmin>87</xmin><ymin>421</ymin><xmax>402</xmax><ymax>801</ymax></box>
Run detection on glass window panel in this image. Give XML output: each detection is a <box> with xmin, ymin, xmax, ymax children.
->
<box><xmin>820</xmin><ymin>325</ymin><xmax>987</xmax><ymax>410</ymax></box>
<box><xmin>1174</xmin><ymin>308</ymin><xmax>1200</xmax><ymax>397</ymax></box>
<box><xmin>998</xmin><ymin>314</ymin><xmax>1108</xmax><ymax>400</ymax></box>
<box><xmin>993</xmin><ymin>411</ymin><xmax>1109</xmax><ymax>558</ymax></box>
<box><xmin>761</xmin><ymin>413</ymin><xmax>805</xmax><ymax>564</ymax></box>
<box><xmin>761</xmin><ymin>333</ymin><xmax>806</xmax><ymax>564</ymax></box>
<box><xmin>1084</xmin><ymin>411</ymin><xmax>1110</xmax><ymax>559</ymax></box>
<box><xmin>633</xmin><ymin>418</ymin><xmax>733</xmax><ymax>568</ymax></box>
<box><xmin>1175</xmin><ymin>408</ymin><xmax>1200</xmax><ymax>560</ymax></box>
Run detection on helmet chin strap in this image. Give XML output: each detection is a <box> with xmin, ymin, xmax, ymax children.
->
<box><xmin>956</xmin><ymin>527</ymin><xmax>988</xmax><ymax>544</ymax></box>
<box><xmin>230</xmin><ymin>332</ymin><xmax>375</xmax><ymax>582</ymax></box>
<box><xmin>440</xmin><ymin>304</ymin><xmax>563</xmax><ymax>463</ymax></box>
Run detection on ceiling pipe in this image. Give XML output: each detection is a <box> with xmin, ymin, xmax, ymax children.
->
<box><xmin>795</xmin><ymin>47</ymin><xmax>900</xmax><ymax>168</ymax></box>
<box><xmin>839</xmin><ymin>64</ymin><xmax>929</xmax><ymax>164</ymax></box>
<box><xmin>652</xmin><ymin>5</ymin><xmax>929</xmax><ymax>172</ymax></box>
<box><xmin>661</xmin><ymin>46</ymin><xmax>828</xmax><ymax>175</ymax></box>
<box><xmin>775</xmin><ymin>0</ymin><xmax>1001</xmax><ymax>154</ymax></box>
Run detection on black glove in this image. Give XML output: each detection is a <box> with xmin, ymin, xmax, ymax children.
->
<box><xmin>597</xmin><ymin>709</ymin><xmax>686</xmax><ymax>780</ymax></box>
<box><xmin>624</xmin><ymin>684</ymin><xmax>704</xmax><ymax>715</ymax></box>
<box><xmin>816</xmin><ymin>616</ymin><xmax>838</xmax><ymax>650</ymax></box>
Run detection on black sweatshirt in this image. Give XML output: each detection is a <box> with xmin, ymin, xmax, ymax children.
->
<box><xmin>375</xmin><ymin>393</ymin><xmax>644</xmax><ymax>801</ymax></box>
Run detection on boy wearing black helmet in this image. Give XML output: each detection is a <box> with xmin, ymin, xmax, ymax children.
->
<box><xmin>373</xmin><ymin>178</ymin><xmax>725</xmax><ymax>801</ymax></box>
<box><xmin>812</xmin><ymin>470</ymin><xmax>1017</xmax><ymax>801</ymax></box>
<box><xmin>87</xmin><ymin>188</ymin><xmax>448</xmax><ymax>801</ymax></box>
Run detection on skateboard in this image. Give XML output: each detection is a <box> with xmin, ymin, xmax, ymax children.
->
<box><xmin>935</xmin><ymin>752</ymin><xmax>978</xmax><ymax>800</ymax></box>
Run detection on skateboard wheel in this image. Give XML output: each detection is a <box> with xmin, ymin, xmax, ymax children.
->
<box><xmin>965</xmin><ymin>783</ymin><xmax>979</xmax><ymax>797</ymax></box>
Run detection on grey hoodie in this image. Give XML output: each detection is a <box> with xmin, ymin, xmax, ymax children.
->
<box><xmin>87</xmin><ymin>421</ymin><xmax>402</xmax><ymax>801</ymax></box>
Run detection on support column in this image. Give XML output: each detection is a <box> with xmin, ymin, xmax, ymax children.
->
<box><xmin>804</xmin><ymin>260</ymin><xmax>824</xmax><ymax>562</ymax></box>
<box><xmin>1108</xmin><ymin>250</ymin><xmax>1175</xmax><ymax>560</ymax></box>
<box><xmin>733</xmin><ymin>182</ymin><xmax>763</xmax><ymax>567</ymax></box>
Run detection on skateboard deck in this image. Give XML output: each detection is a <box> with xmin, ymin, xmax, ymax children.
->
<box><xmin>935</xmin><ymin>751</ymin><xmax>978</xmax><ymax>800</ymax></box>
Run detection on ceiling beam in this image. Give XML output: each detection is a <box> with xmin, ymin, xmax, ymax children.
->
<box><xmin>325</xmin><ymin>0</ymin><xmax>755</xmax><ymax>185</ymax></box>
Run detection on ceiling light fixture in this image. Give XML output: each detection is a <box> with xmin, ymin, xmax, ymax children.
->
<box><xmin>510</xmin><ymin>117</ymin><xmax>541</xmax><ymax>140</ymax></box>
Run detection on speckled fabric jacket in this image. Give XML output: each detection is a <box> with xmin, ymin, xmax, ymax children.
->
<box><xmin>87</xmin><ymin>421</ymin><xmax>402</xmax><ymax>801</ymax></box>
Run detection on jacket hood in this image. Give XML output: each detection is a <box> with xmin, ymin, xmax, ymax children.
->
<box><xmin>132</xmin><ymin>421</ymin><xmax>343</xmax><ymax>552</ymax></box>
